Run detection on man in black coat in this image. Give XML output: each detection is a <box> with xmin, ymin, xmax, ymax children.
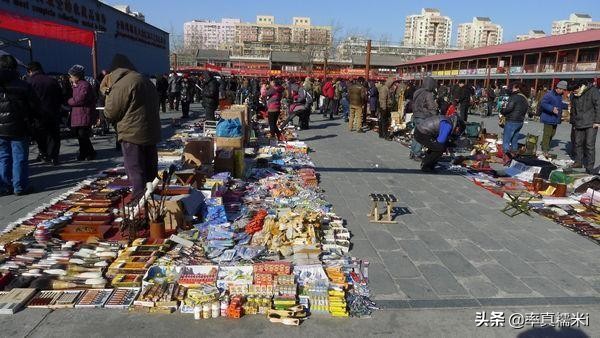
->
<box><xmin>570</xmin><ymin>81</ymin><xmax>600</xmax><ymax>174</ymax></box>
<box><xmin>0</xmin><ymin>55</ymin><xmax>40</xmax><ymax>195</ymax></box>
<box><xmin>27</xmin><ymin>62</ymin><xmax>63</xmax><ymax>165</ymax></box>
<box><xmin>456</xmin><ymin>80</ymin><xmax>471</xmax><ymax>122</ymax></box>
<box><xmin>201</xmin><ymin>71</ymin><xmax>219</xmax><ymax>121</ymax></box>
<box><xmin>156</xmin><ymin>74</ymin><xmax>168</xmax><ymax>113</ymax></box>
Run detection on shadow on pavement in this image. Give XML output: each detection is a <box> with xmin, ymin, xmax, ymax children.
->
<box><xmin>306</xmin><ymin>122</ymin><xmax>342</xmax><ymax>130</ymax></box>
<box><xmin>302</xmin><ymin>134</ymin><xmax>337</xmax><ymax>141</ymax></box>
<box><xmin>315</xmin><ymin>166</ymin><xmax>460</xmax><ymax>176</ymax></box>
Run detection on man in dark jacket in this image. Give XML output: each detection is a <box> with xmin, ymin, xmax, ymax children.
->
<box><xmin>201</xmin><ymin>71</ymin><xmax>219</xmax><ymax>121</ymax></box>
<box><xmin>167</xmin><ymin>72</ymin><xmax>181</xmax><ymax>111</ymax></box>
<box><xmin>102</xmin><ymin>55</ymin><xmax>161</xmax><ymax>199</ymax></box>
<box><xmin>410</xmin><ymin>77</ymin><xmax>438</xmax><ymax>159</ymax></box>
<box><xmin>414</xmin><ymin>114</ymin><xmax>463</xmax><ymax>172</ymax></box>
<box><xmin>0</xmin><ymin>55</ymin><xmax>40</xmax><ymax>195</ymax></box>
<box><xmin>485</xmin><ymin>85</ymin><xmax>497</xmax><ymax>117</ymax></box>
<box><xmin>27</xmin><ymin>62</ymin><xmax>63</xmax><ymax>165</ymax></box>
<box><xmin>570</xmin><ymin>81</ymin><xmax>600</xmax><ymax>174</ymax></box>
<box><xmin>539</xmin><ymin>81</ymin><xmax>567</xmax><ymax>155</ymax></box>
<box><xmin>156</xmin><ymin>74</ymin><xmax>168</xmax><ymax>113</ymax></box>
<box><xmin>456</xmin><ymin>81</ymin><xmax>471</xmax><ymax>122</ymax></box>
<box><xmin>500</xmin><ymin>83</ymin><xmax>530</xmax><ymax>164</ymax></box>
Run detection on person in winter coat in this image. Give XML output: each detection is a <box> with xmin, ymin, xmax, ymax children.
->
<box><xmin>332</xmin><ymin>78</ymin><xmax>343</xmax><ymax>118</ymax></box>
<box><xmin>102</xmin><ymin>56</ymin><xmax>161</xmax><ymax>199</ymax></box>
<box><xmin>156</xmin><ymin>74</ymin><xmax>168</xmax><ymax>113</ymax></box>
<box><xmin>312</xmin><ymin>79</ymin><xmax>321</xmax><ymax>112</ymax></box>
<box><xmin>167</xmin><ymin>72</ymin><xmax>181</xmax><ymax>111</ymax></box>
<box><xmin>180</xmin><ymin>75</ymin><xmax>195</xmax><ymax>119</ymax></box>
<box><xmin>414</xmin><ymin>115</ymin><xmax>464</xmax><ymax>172</ymax></box>
<box><xmin>485</xmin><ymin>85</ymin><xmax>497</xmax><ymax>117</ymax></box>
<box><xmin>201</xmin><ymin>71</ymin><xmax>219</xmax><ymax>121</ymax></box>
<box><xmin>570</xmin><ymin>81</ymin><xmax>600</xmax><ymax>174</ymax></box>
<box><xmin>348</xmin><ymin>77</ymin><xmax>367</xmax><ymax>132</ymax></box>
<box><xmin>67</xmin><ymin>64</ymin><xmax>97</xmax><ymax>161</ymax></box>
<box><xmin>378</xmin><ymin>78</ymin><xmax>395</xmax><ymax>139</ymax></box>
<box><xmin>539</xmin><ymin>81</ymin><xmax>568</xmax><ymax>155</ymax></box>
<box><xmin>410</xmin><ymin>76</ymin><xmax>439</xmax><ymax>158</ymax></box>
<box><xmin>321</xmin><ymin>78</ymin><xmax>335</xmax><ymax>119</ymax></box>
<box><xmin>456</xmin><ymin>80</ymin><xmax>471</xmax><ymax>122</ymax></box>
<box><xmin>280</xmin><ymin>79</ymin><xmax>308</xmax><ymax>130</ymax></box>
<box><xmin>368</xmin><ymin>81</ymin><xmax>379</xmax><ymax>116</ymax></box>
<box><xmin>339</xmin><ymin>80</ymin><xmax>350</xmax><ymax>122</ymax></box>
<box><xmin>500</xmin><ymin>82</ymin><xmax>530</xmax><ymax>163</ymax></box>
<box><xmin>27</xmin><ymin>62</ymin><xmax>63</xmax><ymax>165</ymax></box>
<box><xmin>264</xmin><ymin>78</ymin><xmax>285</xmax><ymax>140</ymax></box>
<box><xmin>0</xmin><ymin>54</ymin><xmax>40</xmax><ymax>196</ymax></box>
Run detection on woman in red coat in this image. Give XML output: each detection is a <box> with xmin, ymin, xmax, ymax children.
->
<box><xmin>67</xmin><ymin>65</ymin><xmax>97</xmax><ymax>161</ymax></box>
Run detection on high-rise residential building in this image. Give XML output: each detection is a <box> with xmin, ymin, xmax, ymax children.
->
<box><xmin>403</xmin><ymin>8</ymin><xmax>452</xmax><ymax>48</ymax></box>
<box><xmin>183</xmin><ymin>18</ymin><xmax>241</xmax><ymax>50</ymax></box>
<box><xmin>457</xmin><ymin>17</ymin><xmax>503</xmax><ymax>49</ymax></box>
<box><xmin>516</xmin><ymin>30</ymin><xmax>546</xmax><ymax>41</ymax></box>
<box><xmin>552</xmin><ymin>13</ymin><xmax>600</xmax><ymax>35</ymax></box>
<box><xmin>233</xmin><ymin>16</ymin><xmax>332</xmax><ymax>57</ymax></box>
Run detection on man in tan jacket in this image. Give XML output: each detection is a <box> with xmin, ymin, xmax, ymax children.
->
<box><xmin>102</xmin><ymin>54</ymin><xmax>162</xmax><ymax>199</ymax></box>
<box><xmin>348</xmin><ymin>77</ymin><xmax>367</xmax><ymax>132</ymax></box>
<box><xmin>378</xmin><ymin>78</ymin><xmax>395</xmax><ymax>139</ymax></box>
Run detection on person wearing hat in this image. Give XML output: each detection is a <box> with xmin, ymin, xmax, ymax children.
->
<box><xmin>413</xmin><ymin>114</ymin><xmax>464</xmax><ymax>172</ymax></box>
<box><xmin>67</xmin><ymin>64</ymin><xmax>97</xmax><ymax>161</ymax></box>
<box><xmin>0</xmin><ymin>54</ymin><xmax>40</xmax><ymax>195</ymax></box>
<box><xmin>539</xmin><ymin>81</ymin><xmax>568</xmax><ymax>156</ymax></box>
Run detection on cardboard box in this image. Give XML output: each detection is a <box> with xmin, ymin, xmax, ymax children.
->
<box><xmin>214</xmin><ymin>148</ymin><xmax>235</xmax><ymax>173</ymax></box>
<box><xmin>216</xmin><ymin>136</ymin><xmax>243</xmax><ymax>150</ymax></box>
<box><xmin>149</xmin><ymin>197</ymin><xmax>185</xmax><ymax>231</ymax></box>
<box><xmin>183</xmin><ymin>138</ymin><xmax>214</xmax><ymax>168</ymax></box>
<box><xmin>220</xmin><ymin>106</ymin><xmax>247</xmax><ymax>127</ymax></box>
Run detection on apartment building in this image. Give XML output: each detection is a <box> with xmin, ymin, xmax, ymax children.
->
<box><xmin>183</xmin><ymin>18</ymin><xmax>240</xmax><ymax>50</ymax></box>
<box><xmin>404</xmin><ymin>8</ymin><xmax>452</xmax><ymax>48</ymax></box>
<box><xmin>457</xmin><ymin>17</ymin><xmax>503</xmax><ymax>49</ymax></box>
<box><xmin>552</xmin><ymin>13</ymin><xmax>600</xmax><ymax>35</ymax></box>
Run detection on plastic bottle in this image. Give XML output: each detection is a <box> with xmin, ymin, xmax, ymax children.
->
<box><xmin>220</xmin><ymin>299</ymin><xmax>229</xmax><ymax>317</ymax></box>
<box><xmin>211</xmin><ymin>301</ymin><xmax>220</xmax><ymax>318</ymax></box>
<box><xmin>202</xmin><ymin>303</ymin><xmax>211</xmax><ymax>319</ymax></box>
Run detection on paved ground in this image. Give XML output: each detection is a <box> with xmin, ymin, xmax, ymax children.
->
<box><xmin>1</xmin><ymin>105</ymin><xmax>600</xmax><ymax>337</ymax></box>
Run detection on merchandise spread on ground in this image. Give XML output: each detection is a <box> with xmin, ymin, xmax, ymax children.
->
<box><xmin>0</xmin><ymin>105</ymin><xmax>377</xmax><ymax>324</ymax></box>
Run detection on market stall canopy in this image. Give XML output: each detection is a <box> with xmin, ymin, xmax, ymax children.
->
<box><xmin>270</xmin><ymin>51</ymin><xmax>311</xmax><ymax>64</ymax></box>
<box><xmin>196</xmin><ymin>49</ymin><xmax>231</xmax><ymax>63</ymax></box>
<box><xmin>351</xmin><ymin>54</ymin><xmax>404</xmax><ymax>68</ymax></box>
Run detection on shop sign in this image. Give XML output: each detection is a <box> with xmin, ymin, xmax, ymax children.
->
<box><xmin>575</xmin><ymin>62</ymin><xmax>597</xmax><ymax>72</ymax></box>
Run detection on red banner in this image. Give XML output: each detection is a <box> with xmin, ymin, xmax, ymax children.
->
<box><xmin>0</xmin><ymin>10</ymin><xmax>94</xmax><ymax>47</ymax></box>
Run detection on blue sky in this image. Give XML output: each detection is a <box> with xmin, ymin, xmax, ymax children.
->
<box><xmin>112</xmin><ymin>0</ymin><xmax>600</xmax><ymax>44</ymax></box>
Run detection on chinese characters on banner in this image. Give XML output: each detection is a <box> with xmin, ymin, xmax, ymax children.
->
<box><xmin>1</xmin><ymin>0</ymin><xmax>167</xmax><ymax>49</ymax></box>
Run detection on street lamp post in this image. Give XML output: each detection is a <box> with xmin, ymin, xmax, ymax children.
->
<box><xmin>17</xmin><ymin>38</ymin><xmax>32</xmax><ymax>63</ymax></box>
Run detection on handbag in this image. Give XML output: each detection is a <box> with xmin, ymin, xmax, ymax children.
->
<box><xmin>498</xmin><ymin>115</ymin><xmax>506</xmax><ymax>128</ymax></box>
